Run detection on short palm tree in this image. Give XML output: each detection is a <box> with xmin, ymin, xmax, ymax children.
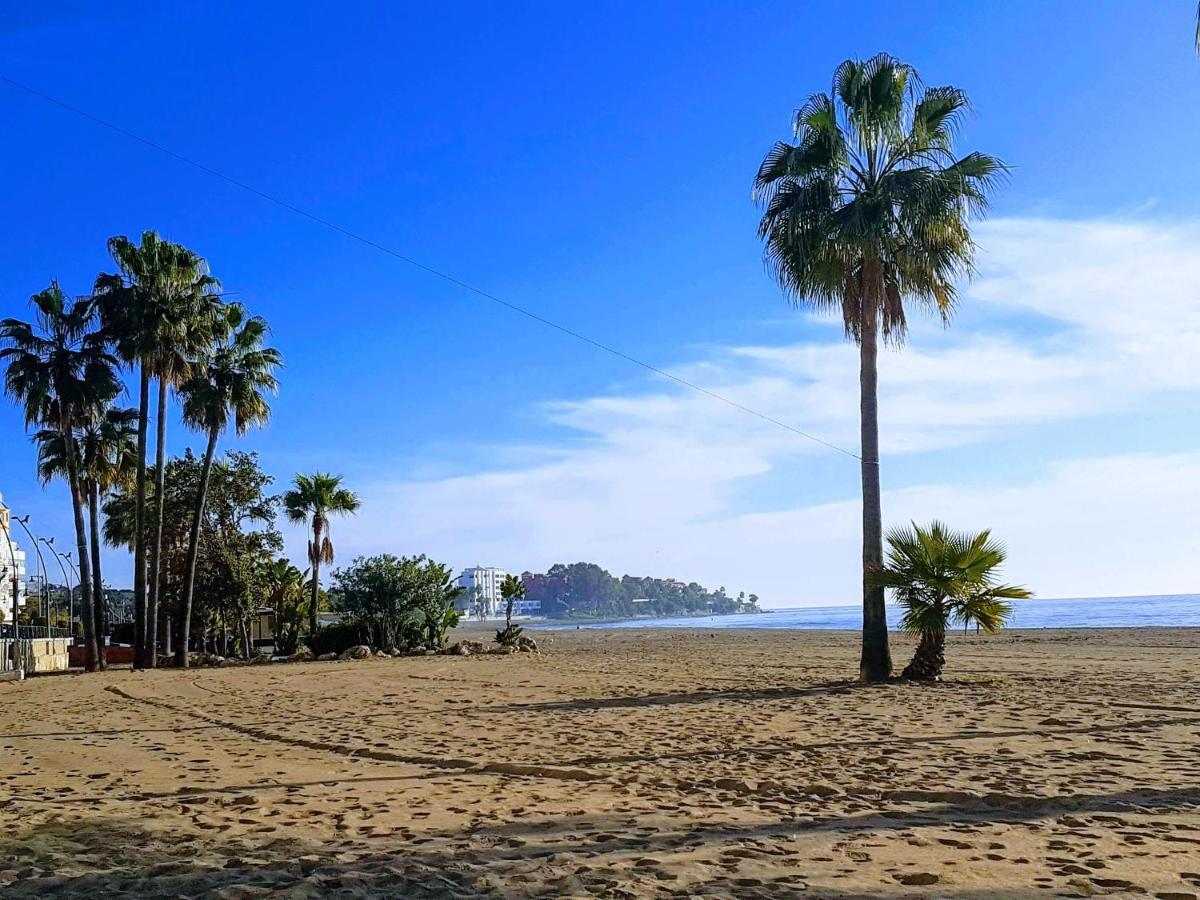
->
<box><xmin>175</xmin><ymin>306</ymin><xmax>280</xmax><ymax>666</ymax></box>
<box><xmin>754</xmin><ymin>54</ymin><xmax>1006</xmax><ymax>682</ymax></box>
<box><xmin>95</xmin><ymin>231</ymin><xmax>222</xmax><ymax>667</ymax></box>
<box><xmin>1</xmin><ymin>283</ymin><xmax>121</xmax><ymax>671</ymax></box>
<box><xmin>497</xmin><ymin>573</ymin><xmax>525</xmax><ymax>646</ymax></box>
<box><xmin>871</xmin><ymin>521</ymin><xmax>1031</xmax><ymax>680</ymax></box>
<box><xmin>283</xmin><ymin>473</ymin><xmax>360</xmax><ymax>637</ymax></box>
<box><xmin>36</xmin><ymin>404</ymin><xmax>138</xmax><ymax>664</ymax></box>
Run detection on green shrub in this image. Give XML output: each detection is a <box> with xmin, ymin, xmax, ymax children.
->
<box><xmin>495</xmin><ymin>623</ymin><xmax>524</xmax><ymax>648</ymax></box>
<box><xmin>306</xmin><ymin>621</ymin><xmax>365</xmax><ymax>657</ymax></box>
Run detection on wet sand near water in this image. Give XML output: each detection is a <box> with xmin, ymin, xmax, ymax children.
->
<box><xmin>2</xmin><ymin>626</ymin><xmax>1199</xmax><ymax>897</ymax></box>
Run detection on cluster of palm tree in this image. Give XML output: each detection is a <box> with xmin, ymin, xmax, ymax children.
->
<box><xmin>1</xmin><ymin>231</ymin><xmax>282</xmax><ymax>671</ymax></box>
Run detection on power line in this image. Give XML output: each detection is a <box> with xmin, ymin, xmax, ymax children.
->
<box><xmin>0</xmin><ymin>74</ymin><xmax>861</xmax><ymax>461</ymax></box>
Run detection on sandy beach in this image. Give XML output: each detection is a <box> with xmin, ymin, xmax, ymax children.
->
<box><xmin>2</xmin><ymin>626</ymin><xmax>1199</xmax><ymax>898</ymax></box>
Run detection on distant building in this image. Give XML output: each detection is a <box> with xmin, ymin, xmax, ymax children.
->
<box><xmin>0</xmin><ymin>495</ymin><xmax>28</xmax><ymax>617</ymax></box>
<box><xmin>455</xmin><ymin>566</ymin><xmax>508</xmax><ymax>618</ymax></box>
<box><xmin>454</xmin><ymin>566</ymin><xmax>542</xmax><ymax>619</ymax></box>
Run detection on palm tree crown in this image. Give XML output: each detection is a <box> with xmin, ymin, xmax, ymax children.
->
<box><xmin>754</xmin><ymin>53</ymin><xmax>1005</xmax><ymax>344</ymax></box>
<box><xmin>0</xmin><ymin>284</ymin><xmax>120</xmax><ymax>429</ymax></box>
<box><xmin>284</xmin><ymin>474</ymin><xmax>361</xmax><ymax>553</ymax></box>
<box><xmin>35</xmin><ymin>406</ymin><xmax>139</xmax><ymax>495</ymax></box>
<box><xmin>180</xmin><ymin>305</ymin><xmax>281</xmax><ymax>438</ymax></box>
<box><xmin>95</xmin><ymin>231</ymin><xmax>224</xmax><ymax>379</ymax></box>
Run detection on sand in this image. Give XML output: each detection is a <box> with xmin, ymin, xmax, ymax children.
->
<box><xmin>1</xmin><ymin>625</ymin><xmax>1199</xmax><ymax>898</ymax></box>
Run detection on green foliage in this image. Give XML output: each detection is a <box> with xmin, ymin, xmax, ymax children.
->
<box><xmin>103</xmin><ymin>449</ymin><xmax>281</xmax><ymax>654</ymax></box>
<box><xmin>306</xmin><ymin>621</ymin><xmax>365</xmax><ymax>658</ymax></box>
<box><xmin>754</xmin><ymin>53</ymin><xmax>1006</xmax><ymax>346</ymax></box>
<box><xmin>495</xmin><ymin>623</ymin><xmax>524</xmax><ymax>648</ymax></box>
<box><xmin>261</xmin><ymin>558</ymin><xmax>309</xmax><ymax>655</ymax></box>
<box><xmin>871</xmin><ymin>521</ymin><xmax>1032</xmax><ymax>639</ymax></box>
<box><xmin>499</xmin><ymin>573</ymin><xmax>525</xmax><ymax>630</ymax></box>
<box><xmin>332</xmin><ymin>554</ymin><xmax>462</xmax><ymax>651</ymax></box>
<box><xmin>521</xmin><ymin>562</ymin><xmax>759</xmax><ymax>619</ymax></box>
<box><xmin>179</xmin><ymin>305</ymin><xmax>280</xmax><ymax>440</ymax></box>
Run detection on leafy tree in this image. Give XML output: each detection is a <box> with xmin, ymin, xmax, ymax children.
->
<box><xmin>1</xmin><ymin>283</ymin><xmax>121</xmax><ymax>670</ymax></box>
<box><xmin>332</xmin><ymin>554</ymin><xmax>461</xmax><ymax>650</ymax></box>
<box><xmin>105</xmin><ymin>450</ymin><xmax>281</xmax><ymax>658</ymax></box>
<box><xmin>95</xmin><ymin>231</ymin><xmax>223</xmax><ymax>667</ymax></box>
<box><xmin>754</xmin><ymin>54</ymin><xmax>1005</xmax><ymax>681</ymax></box>
<box><xmin>522</xmin><ymin>562</ymin><xmax>758</xmax><ymax>619</ymax></box>
<box><xmin>175</xmin><ymin>305</ymin><xmax>280</xmax><ymax>666</ymax></box>
<box><xmin>871</xmin><ymin>521</ymin><xmax>1031</xmax><ymax>680</ymax></box>
<box><xmin>34</xmin><ymin>405</ymin><xmax>138</xmax><ymax>665</ymax></box>
<box><xmin>415</xmin><ymin>565</ymin><xmax>463</xmax><ymax>650</ymax></box>
<box><xmin>261</xmin><ymin>558</ymin><xmax>309</xmax><ymax>655</ymax></box>
<box><xmin>284</xmin><ymin>473</ymin><xmax>361</xmax><ymax>637</ymax></box>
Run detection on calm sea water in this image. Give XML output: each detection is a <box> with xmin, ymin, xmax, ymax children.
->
<box><xmin>532</xmin><ymin>594</ymin><xmax>1200</xmax><ymax>631</ymax></box>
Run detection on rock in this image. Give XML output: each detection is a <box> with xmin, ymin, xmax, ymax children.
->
<box><xmin>895</xmin><ymin>873</ymin><xmax>939</xmax><ymax>886</ymax></box>
<box><xmin>339</xmin><ymin>645</ymin><xmax>372</xmax><ymax>660</ymax></box>
<box><xmin>515</xmin><ymin>636</ymin><xmax>539</xmax><ymax>652</ymax></box>
<box><xmin>288</xmin><ymin>649</ymin><xmax>314</xmax><ymax>662</ymax></box>
<box><xmin>316</xmin><ymin>652</ymin><xmax>338</xmax><ymax>661</ymax></box>
<box><xmin>445</xmin><ymin>640</ymin><xmax>488</xmax><ymax>656</ymax></box>
<box><xmin>249</xmin><ymin>652</ymin><xmax>272</xmax><ymax>665</ymax></box>
<box><xmin>386</xmin><ymin>648</ymin><xmax>403</xmax><ymax>657</ymax></box>
<box><xmin>374</xmin><ymin>649</ymin><xmax>391</xmax><ymax>658</ymax></box>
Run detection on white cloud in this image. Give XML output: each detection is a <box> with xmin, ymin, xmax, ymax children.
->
<box><xmin>314</xmin><ymin>216</ymin><xmax>1200</xmax><ymax>605</ymax></box>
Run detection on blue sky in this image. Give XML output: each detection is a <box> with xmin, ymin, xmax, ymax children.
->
<box><xmin>2</xmin><ymin>1</ymin><xmax>1199</xmax><ymax>605</ymax></box>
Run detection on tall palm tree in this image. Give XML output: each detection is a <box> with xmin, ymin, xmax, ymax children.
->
<box><xmin>175</xmin><ymin>306</ymin><xmax>280</xmax><ymax>666</ymax></box>
<box><xmin>871</xmin><ymin>521</ymin><xmax>1031</xmax><ymax>680</ymax></box>
<box><xmin>35</xmin><ymin>405</ymin><xmax>138</xmax><ymax>666</ymax></box>
<box><xmin>1</xmin><ymin>283</ymin><xmax>121</xmax><ymax>671</ymax></box>
<box><xmin>95</xmin><ymin>231</ymin><xmax>221</xmax><ymax>667</ymax></box>
<box><xmin>283</xmin><ymin>473</ymin><xmax>360</xmax><ymax>638</ymax></box>
<box><xmin>754</xmin><ymin>54</ymin><xmax>1005</xmax><ymax>681</ymax></box>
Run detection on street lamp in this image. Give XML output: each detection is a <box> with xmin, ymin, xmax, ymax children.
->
<box><xmin>12</xmin><ymin>515</ymin><xmax>50</xmax><ymax>631</ymax></box>
<box><xmin>40</xmin><ymin>537</ymin><xmax>73</xmax><ymax>632</ymax></box>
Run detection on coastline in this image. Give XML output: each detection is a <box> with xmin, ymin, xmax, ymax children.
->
<box><xmin>532</xmin><ymin>593</ymin><xmax>1200</xmax><ymax>631</ymax></box>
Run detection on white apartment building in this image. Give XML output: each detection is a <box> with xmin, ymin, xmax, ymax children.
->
<box><xmin>0</xmin><ymin>495</ymin><xmax>28</xmax><ymax>617</ymax></box>
<box><xmin>455</xmin><ymin>566</ymin><xmax>508</xmax><ymax>618</ymax></box>
<box><xmin>454</xmin><ymin>566</ymin><xmax>542</xmax><ymax>618</ymax></box>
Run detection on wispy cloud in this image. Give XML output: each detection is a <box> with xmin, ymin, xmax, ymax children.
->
<box><xmin>317</xmin><ymin>216</ymin><xmax>1200</xmax><ymax>604</ymax></box>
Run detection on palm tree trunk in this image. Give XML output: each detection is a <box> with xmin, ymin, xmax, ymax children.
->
<box><xmin>88</xmin><ymin>482</ymin><xmax>106</xmax><ymax>669</ymax></box>
<box><xmin>175</xmin><ymin>425</ymin><xmax>219</xmax><ymax>668</ymax></box>
<box><xmin>902</xmin><ymin>630</ymin><xmax>945</xmax><ymax>680</ymax></box>
<box><xmin>308</xmin><ymin>521</ymin><xmax>321</xmax><ymax>638</ymax></box>
<box><xmin>146</xmin><ymin>377</ymin><xmax>169</xmax><ymax>668</ymax></box>
<box><xmin>62</xmin><ymin>423</ymin><xmax>99</xmax><ymax>672</ymax></box>
<box><xmin>858</xmin><ymin>309</ymin><xmax>892</xmax><ymax>682</ymax></box>
<box><xmin>133</xmin><ymin>364</ymin><xmax>150</xmax><ymax>668</ymax></box>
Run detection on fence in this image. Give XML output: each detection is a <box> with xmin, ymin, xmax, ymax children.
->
<box><xmin>0</xmin><ymin>624</ymin><xmax>72</xmax><ymax>640</ymax></box>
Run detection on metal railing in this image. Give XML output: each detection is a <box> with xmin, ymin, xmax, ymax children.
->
<box><xmin>0</xmin><ymin>624</ymin><xmax>73</xmax><ymax>640</ymax></box>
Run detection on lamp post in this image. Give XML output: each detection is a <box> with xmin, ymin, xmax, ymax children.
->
<box><xmin>41</xmin><ymin>538</ymin><xmax>73</xmax><ymax>633</ymax></box>
<box><xmin>63</xmin><ymin>551</ymin><xmax>78</xmax><ymax>636</ymax></box>
<box><xmin>12</xmin><ymin>515</ymin><xmax>49</xmax><ymax>632</ymax></box>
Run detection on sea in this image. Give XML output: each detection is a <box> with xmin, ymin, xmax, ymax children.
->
<box><xmin>531</xmin><ymin>594</ymin><xmax>1200</xmax><ymax>631</ymax></box>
